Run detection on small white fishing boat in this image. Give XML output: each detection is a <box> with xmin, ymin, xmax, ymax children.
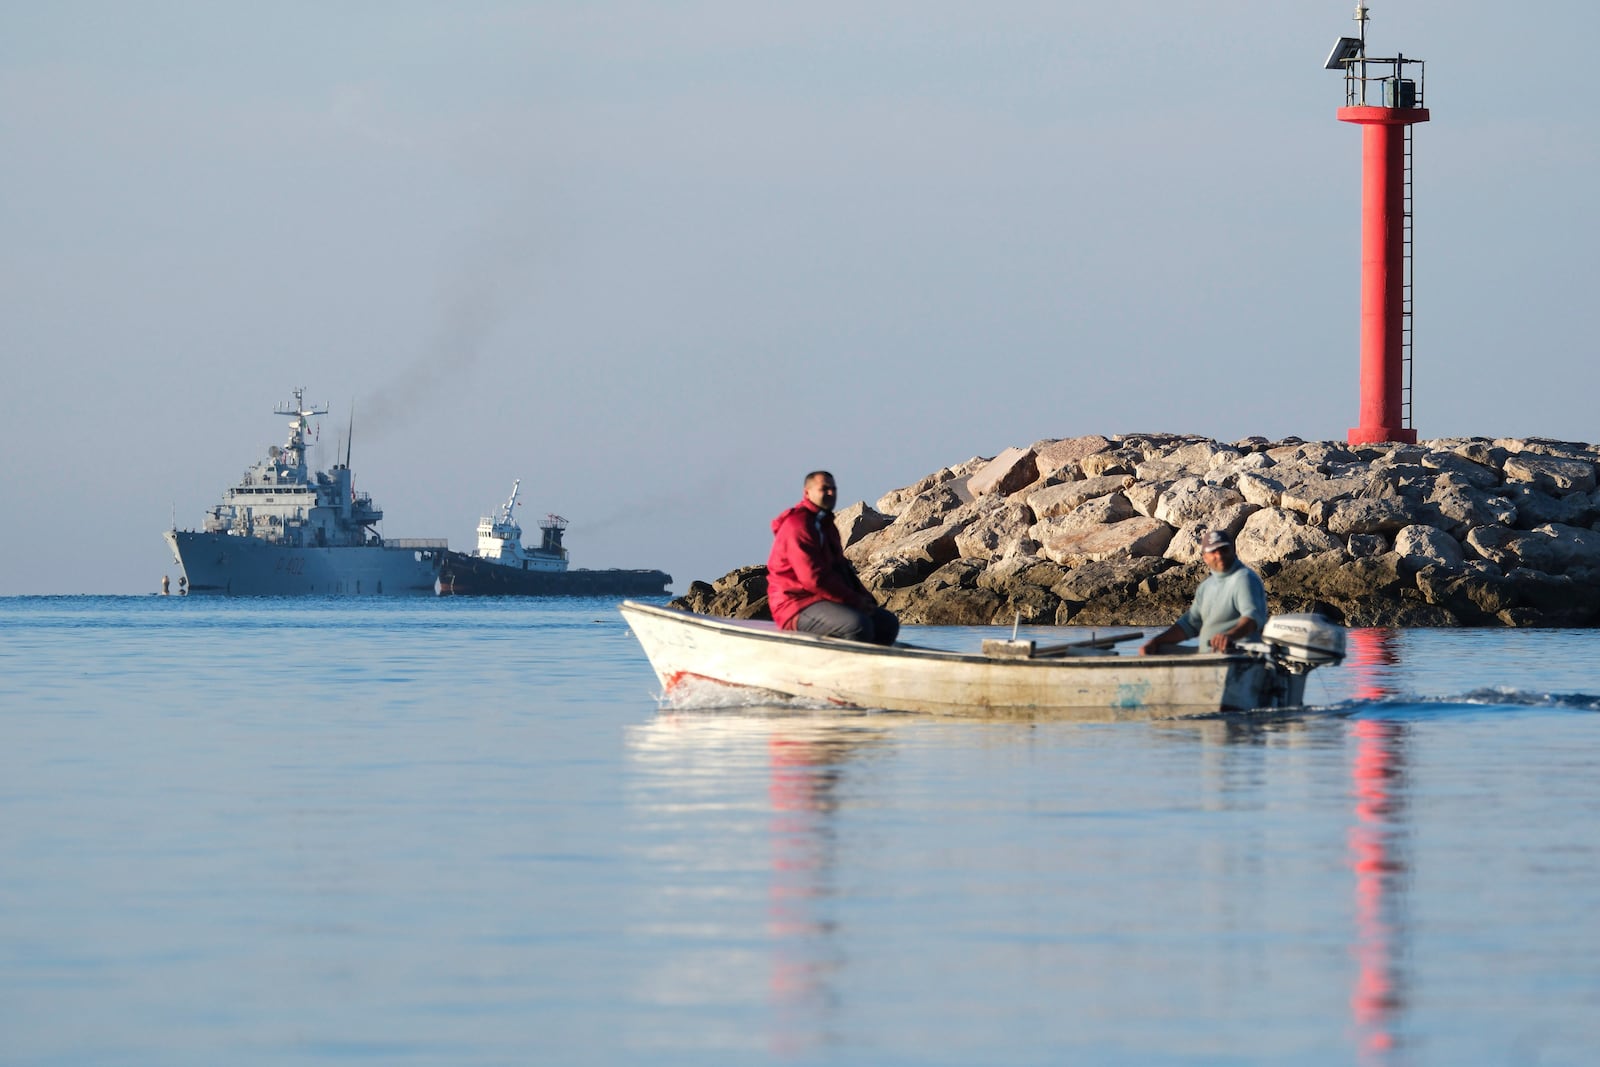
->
<box><xmin>620</xmin><ymin>601</ymin><xmax>1346</xmax><ymax>719</ymax></box>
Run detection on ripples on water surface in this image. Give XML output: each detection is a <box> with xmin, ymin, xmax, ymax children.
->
<box><xmin>2</xmin><ymin>597</ymin><xmax>1597</xmax><ymax>1065</ymax></box>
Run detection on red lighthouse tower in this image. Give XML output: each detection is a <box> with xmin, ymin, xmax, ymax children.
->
<box><xmin>1327</xmin><ymin>7</ymin><xmax>1429</xmax><ymax>446</ymax></box>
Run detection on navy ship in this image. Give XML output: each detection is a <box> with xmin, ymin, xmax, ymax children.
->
<box><xmin>438</xmin><ymin>480</ymin><xmax>671</xmax><ymax>597</ymax></box>
<box><xmin>164</xmin><ymin>390</ymin><xmax>447</xmax><ymax>595</ymax></box>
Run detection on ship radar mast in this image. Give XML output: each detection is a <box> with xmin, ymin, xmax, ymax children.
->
<box><xmin>272</xmin><ymin>387</ymin><xmax>328</xmax><ymax>473</ymax></box>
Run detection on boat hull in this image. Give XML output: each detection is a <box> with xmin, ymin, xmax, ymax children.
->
<box><xmin>439</xmin><ymin>551</ymin><xmax>670</xmax><ymax>597</ymax></box>
<box><xmin>620</xmin><ymin>601</ymin><xmax>1311</xmax><ymax>718</ymax></box>
<box><xmin>165</xmin><ymin>530</ymin><xmax>442</xmax><ymax>596</ymax></box>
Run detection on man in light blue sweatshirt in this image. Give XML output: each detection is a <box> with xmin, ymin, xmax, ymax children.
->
<box><xmin>1140</xmin><ymin>529</ymin><xmax>1267</xmax><ymax>655</ymax></box>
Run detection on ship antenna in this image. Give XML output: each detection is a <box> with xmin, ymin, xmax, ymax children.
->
<box><xmin>346</xmin><ymin>401</ymin><xmax>354</xmax><ymax>468</ymax></box>
<box><xmin>1355</xmin><ymin>2</ymin><xmax>1369</xmax><ymax>99</ymax></box>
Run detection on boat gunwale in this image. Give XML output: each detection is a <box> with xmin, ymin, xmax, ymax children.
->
<box><xmin>619</xmin><ymin>599</ymin><xmax>1259</xmax><ymax>672</ymax></box>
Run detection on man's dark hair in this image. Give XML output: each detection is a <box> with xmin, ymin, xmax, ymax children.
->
<box><xmin>804</xmin><ymin>470</ymin><xmax>834</xmax><ymax>487</ymax></box>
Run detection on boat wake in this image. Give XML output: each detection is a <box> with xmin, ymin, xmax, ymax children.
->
<box><xmin>1432</xmin><ymin>687</ymin><xmax>1600</xmax><ymax>711</ymax></box>
<box><xmin>1303</xmin><ymin>688</ymin><xmax>1600</xmax><ymax>717</ymax></box>
<box><xmin>656</xmin><ymin>675</ymin><xmax>841</xmax><ymax>711</ymax></box>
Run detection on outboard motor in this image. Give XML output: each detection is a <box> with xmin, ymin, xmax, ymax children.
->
<box><xmin>1259</xmin><ymin>613</ymin><xmax>1347</xmax><ymax>669</ymax></box>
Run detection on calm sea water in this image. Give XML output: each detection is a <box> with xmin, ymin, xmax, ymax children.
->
<box><xmin>2</xmin><ymin>596</ymin><xmax>1598</xmax><ymax>1066</ymax></box>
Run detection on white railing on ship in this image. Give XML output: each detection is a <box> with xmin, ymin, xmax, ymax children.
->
<box><xmin>385</xmin><ymin>538</ymin><xmax>449</xmax><ymax>549</ymax></box>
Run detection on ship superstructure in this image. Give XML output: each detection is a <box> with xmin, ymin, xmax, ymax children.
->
<box><xmin>438</xmin><ymin>479</ymin><xmax>670</xmax><ymax>597</ymax></box>
<box><xmin>472</xmin><ymin>479</ymin><xmax>570</xmax><ymax>572</ymax></box>
<box><xmin>164</xmin><ymin>389</ymin><xmax>446</xmax><ymax>595</ymax></box>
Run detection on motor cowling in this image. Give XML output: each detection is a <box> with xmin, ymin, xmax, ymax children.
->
<box><xmin>1260</xmin><ymin>613</ymin><xmax>1347</xmax><ymax>667</ymax></box>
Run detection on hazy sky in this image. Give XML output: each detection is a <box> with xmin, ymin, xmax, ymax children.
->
<box><xmin>3</xmin><ymin>2</ymin><xmax>1596</xmax><ymax>595</ymax></box>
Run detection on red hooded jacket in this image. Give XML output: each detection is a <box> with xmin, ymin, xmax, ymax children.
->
<box><xmin>766</xmin><ymin>498</ymin><xmax>870</xmax><ymax>629</ymax></box>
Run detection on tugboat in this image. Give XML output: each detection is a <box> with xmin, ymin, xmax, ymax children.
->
<box><xmin>164</xmin><ymin>389</ymin><xmax>447</xmax><ymax>595</ymax></box>
<box><xmin>438</xmin><ymin>480</ymin><xmax>672</xmax><ymax>597</ymax></box>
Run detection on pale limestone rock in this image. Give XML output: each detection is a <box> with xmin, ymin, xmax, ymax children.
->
<box><xmin>1203</xmin><ymin>450</ymin><xmax>1275</xmax><ymax>488</ymax></box>
<box><xmin>1279</xmin><ymin>475</ymin><xmax>1372</xmax><ymax>516</ymax></box>
<box><xmin>1324</xmin><ymin>497</ymin><xmax>1416</xmax><ymax>537</ymax></box>
<box><xmin>1502</xmin><ymin>453</ymin><xmax>1598</xmax><ymax>495</ymax></box>
<box><xmin>967</xmin><ymin>446</ymin><xmax>1039</xmax><ymax>498</ymax></box>
<box><xmin>1037</xmin><ymin>516</ymin><xmax>1174</xmax><ymax>566</ymax></box>
<box><xmin>1169</xmin><ymin>441</ymin><xmax>1240</xmax><ymax>471</ymax></box>
<box><xmin>833</xmin><ymin>501</ymin><xmax>893</xmax><ymax>549</ymax></box>
<box><xmin>1026</xmin><ymin>475</ymin><xmax>1135</xmax><ymax>520</ymax></box>
<box><xmin>1027</xmin><ymin>494</ymin><xmax>1136</xmax><ymax>546</ymax></box>
<box><xmin>1393</xmin><ymin>524</ymin><xmax>1466</xmax><ymax>573</ymax></box>
<box><xmin>1530</xmin><ymin>523</ymin><xmax>1600</xmax><ymax>582</ymax></box>
<box><xmin>872</xmin><ymin>521</ymin><xmax>969</xmax><ymax>567</ymax></box>
<box><xmin>1079</xmin><ymin>452</ymin><xmax>1135</xmax><ymax>478</ymax></box>
<box><xmin>1030</xmin><ymin>435</ymin><xmax>1111</xmax><ymax>480</ymax></box>
<box><xmin>1235</xmin><ymin>508</ymin><xmax>1343</xmax><ymax>565</ymax></box>
<box><xmin>1266</xmin><ymin>441</ymin><xmax>1359</xmax><ymax>468</ymax></box>
<box><xmin>1163</xmin><ymin>504</ymin><xmax>1258</xmax><ymax>563</ymax></box>
<box><xmin>1124</xmin><ymin>481</ymin><xmax>1165</xmax><ymax>518</ymax></box>
<box><xmin>954</xmin><ymin>498</ymin><xmax>1036</xmax><ymax>560</ymax></box>
<box><xmin>1443</xmin><ymin>439</ymin><xmax>1510</xmax><ymax>469</ymax></box>
<box><xmin>876</xmin><ymin>461</ymin><xmax>980</xmax><ymax>515</ymax></box>
<box><xmin>1153</xmin><ymin>477</ymin><xmax>1246</xmax><ymax>527</ymax></box>
<box><xmin>1134</xmin><ymin>458</ymin><xmax>1189</xmax><ymax>483</ymax></box>
<box><xmin>1421</xmin><ymin>450</ymin><xmax>1501</xmax><ymax>489</ymax></box>
<box><xmin>1464</xmin><ymin>524</ymin><xmax>1542</xmax><ymax>571</ymax></box>
<box><xmin>890</xmin><ymin>483</ymin><xmax>969</xmax><ymax>533</ymax></box>
<box><xmin>1236</xmin><ymin>471</ymin><xmax>1286</xmax><ymax>508</ymax></box>
<box><xmin>1427</xmin><ymin>481</ymin><xmax>1517</xmax><ymax>535</ymax></box>
<box><xmin>1503</xmin><ymin>438</ymin><xmax>1597</xmax><ymax>462</ymax></box>
<box><xmin>976</xmin><ymin>554</ymin><xmax>1065</xmax><ymax>593</ymax></box>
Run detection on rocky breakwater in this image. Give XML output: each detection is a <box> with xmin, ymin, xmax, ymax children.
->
<box><xmin>673</xmin><ymin>433</ymin><xmax>1600</xmax><ymax>628</ymax></box>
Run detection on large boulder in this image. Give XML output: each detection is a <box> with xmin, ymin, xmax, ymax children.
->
<box><xmin>876</xmin><ymin>462</ymin><xmax>981</xmax><ymax>515</ymax></box>
<box><xmin>1026</xmin><ymin>475</ymin><xmax>1136</xmax><ymax>520</ymax></box>
<box><xmin>1036</xmin><ymin>516</ymin><xmax>1175</xmax><ymax>566</ymax></box>
<box><xmin>1031</xmin><ymin>434</ymin><xmax>1112</xmax><ymax>480</ymax></box>
<box><xmin>669</xmin><ymin>565</ymin><xmax>771</xmax><ymax>620</ymax></box>
<box><xmin>1080</xmin><ymin>452</ymin><xmax>1136</xmax><ymax>478</ymax></box>
<box><xmin>953</xmin><ymin>497</ymin><xmax>1038</xmax><ymax>560</ymax></box>
<box><xmin>890</xmin><ymin>482</ymin><xmax>971</xmax><ymax>533</ymax></box>
<box><xmin>1235</xmin><ymin>471</ymin><xmax>1288</xmax><ymax>508</ymax></box>
<box><xmin>1503</xmin><ymin>453</ymin><xmax>1597</xmax><ymax>495</ymax></box>
<box><xmin>1501</xmin><ymin>484</ymin><xmax>1598</xmax><ymax>529</ymax></box>
<box><xmin>834</xmin><ymin>501</ymin><xmax>894</xmax><ymax>548</ymax></box>
<box><xmin>1323</xmin><ymin>496</ymin><xmax>1417</xmax><ymax>537</ymax></box>
<box><xmin>1163</xmin><ymin>504</ymin><xmax>1257</xmax><ymax>563</ymax></box>
<box><xmin>1427</xmin><ymin>479</ymin><xmax>1518</xmax><ymax>535</ymax></box>
<box><xmin>1028</xmin><ymin>493</ymin><xmax>1137</xmax><ymax>543</ymax></box>
<box><xmin>1152</xmin><ymin>477</ymin><xmax>1247</xmax><ymax>527</ymax></box>
<box><xmin>967</xmin><ymin>446</ymin><xmax>1039</xmax><ymax>498</ymax></box>
<box><xmin>1050</xmin><ymin>557</ymin><xmax>1170</xmax><ymax>607</ymax></box>
<box><xmin>1234</xmin><ymin>508</ymin><xmax>1343</xmax><ymax>565</ymax></box>
<box><xmin>1393</xmin><ymin>524</ymin><xmax>1467</xmax><ymax>574</ymax></box>
<box><xmin>1278</xmin><ymin>474</ymin><xmax>1373</xmax><ymax>517</ymax></box>
<box><xmin>1422</xmin><ymin>450</ymin><xmax>1501</xmax><ymax>489</ymax></box>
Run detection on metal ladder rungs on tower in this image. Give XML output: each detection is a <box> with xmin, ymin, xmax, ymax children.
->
<box><xmin>1400</xmin><ymin>121</ymin><xmax>1415</xmax><ymax>431</ymax></box>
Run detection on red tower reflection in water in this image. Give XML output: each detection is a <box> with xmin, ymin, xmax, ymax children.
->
<box><xmin>1346</xmin><ymin>628</ymin><xmax>1409</xmax><ymax>1063</ymax></box>
<box><xmin>765</xmin><ymin>729</ymin><xmax>855</xmax><ymax>1058</ymax></box>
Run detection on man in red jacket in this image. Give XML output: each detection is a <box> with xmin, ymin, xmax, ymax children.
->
<box><xmin>766</xmin><ymin>471</ymin><xmax>900</xmax><ymax>645</ymax></box>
